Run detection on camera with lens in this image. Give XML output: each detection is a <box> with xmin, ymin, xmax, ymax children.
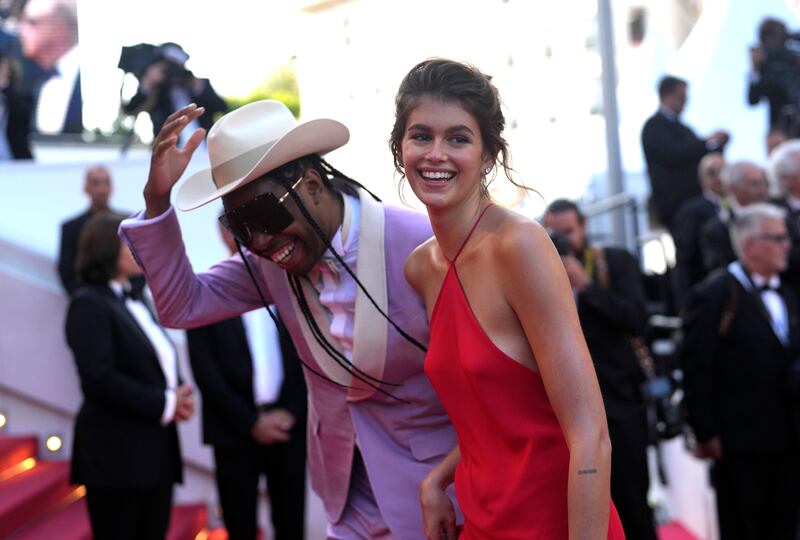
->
<box><xmin>163</xmin><ymin>62</ymin><xmax>194</xmax><ymax>86</ymax></box>
<box><xmin>547</xmin><ymin>229</ymin><xmax>574</xmax><ymax>257</ymax></box>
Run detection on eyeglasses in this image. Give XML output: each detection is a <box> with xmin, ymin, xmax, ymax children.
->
<box><xmin>755</xmin><ymin>233</ymin><xmax>791</xmax><ymax>244</ymax></box>
<box><xmin>218</xmin><ymin>175</ymin><xmax>303</xmax><ymax>245</ymax></box>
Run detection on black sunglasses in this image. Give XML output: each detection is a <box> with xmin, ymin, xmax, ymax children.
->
<box><xmin>218</xmin><ymin>176</ymin><xmax>303</xmax><ymax>245</ymax></box>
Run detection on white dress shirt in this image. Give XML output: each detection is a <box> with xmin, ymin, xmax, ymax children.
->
<box><xmin>309</xmin><ymin>193</ymin><xmax>361</xmax><ymax>359</ymax></box>
<box><xmin>242</xmin><ymin>306</ymin><xmax>284</xmax><ymax>406</ymax></box>
<box><xmin>109</xmin><ymin>280</ymin><xmax>178</xmax><ymax>424</ymax></box>
<box><xmin>729</xmin><ymin>262</ymin><xmax>789</xmax><ymax>345</ymax></box>
<box><xmin>35</xmin><ymin>45</ymin><xmax>79</xmax><ymax>134</ymax></box>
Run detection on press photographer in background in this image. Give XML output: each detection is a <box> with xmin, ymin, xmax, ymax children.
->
<box><xmin>122</xmin><ymin>42</ymin><xmax>227</xmax><ymax>140</ymax></box>
<box><xmin>543</xmin><ymin>199</ymin><xmax>658</xmax><ymax>540</ymax></box>
<box><xmin>748</xmin><ymin>17</ymin><xmax>800</xmax><ymax>137</ymax></box>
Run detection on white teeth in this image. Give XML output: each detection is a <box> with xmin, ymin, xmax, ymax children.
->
<box><xmin>420</xmin><ymin>170</ymin><xmax>454</xmax><ymax>180</ymax></box>
<box><xmin>270</xmin><ymin>241</ymin><xmax>295</xmax><ymax>264</ymax></box>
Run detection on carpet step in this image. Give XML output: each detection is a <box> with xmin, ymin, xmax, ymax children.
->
<box><xmin>166</xmin><ymin>502</ymin><xmax>208</xmax><ymax>540</ymax></box>
<box><xmin>9</xmin><ymin>497</ymin><xmax>91</xmax><ymax>540</ymax></box>
<box><xmin>0</xmin><ymin>460</ymin><xmax>74</xmax><ymax>538</ymax></box>
<box><xmin>657</xmin><ymin>520</ymin><xmax>700</xmax><ymax>540</ymax></box>
<box><xmin>0</xmin><ymin>435</ymin><xmax>38</xmax><ymax>478</ymax></box>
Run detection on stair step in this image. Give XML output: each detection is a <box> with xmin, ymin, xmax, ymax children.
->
<box><xmin>0</xmin><ymin>436</ymin><xmax>38</xmax><ymax>477</ymax></box>
<box><xmin>0</xmin><ymin>461</ymin><xmax>74</xmax><ymax>538</ymax></box>
<box><xmin>167</xmin><ymin>502</ymin><xmax>208</xmax><ymax>540</ymax></box>
<box><xmin>658</xmin><ymin>521</ymin><xmax>700</xmax><ymax>540</ymax></box>
<box><xmin>9</xmin><ymin>498</ymin><xmax>91</xmax><ymax>540</ymax></box>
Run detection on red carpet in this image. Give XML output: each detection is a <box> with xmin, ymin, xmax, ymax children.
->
<box><xmin>658</xmin><ymin>520</ymin><xmax>701</xmax><ymax>540</ymax></box>
<box><xmin>0</xmin><ymin>435</ymin><xmax>208</xmax><ymax>539</ymax></box>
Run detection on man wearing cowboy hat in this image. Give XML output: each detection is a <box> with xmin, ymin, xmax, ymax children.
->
<box><xmin>120</xmin><ymin>101</ymin><xmax>460</xmax><ymax>539</ymax></box>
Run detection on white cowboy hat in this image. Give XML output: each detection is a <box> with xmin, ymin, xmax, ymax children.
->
<box><xmin>175</xmin><ymin>99</ymin><xmax>350</xmax><ymax>210</ymax></box>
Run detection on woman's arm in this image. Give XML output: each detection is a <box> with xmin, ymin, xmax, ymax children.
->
<box><xmin>501</xmin><ymin>220</ymin><xmax>612</xmax><ymax>540</ymax></box>
<box><xmin>419</xmin><ymin>446</ymin><xmax>461</xmax><ymax>540</ymax></box>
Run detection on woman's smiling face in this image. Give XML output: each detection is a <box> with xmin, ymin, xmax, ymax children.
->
<box><xmin>401</xmin><ymin>96</ymin><xmax>490</xmax><ymax>210</ymax></box>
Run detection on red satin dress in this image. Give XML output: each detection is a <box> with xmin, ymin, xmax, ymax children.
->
<box><xmin>424</xmin><ymin>207</ymin><xmax>625</xmax><ymax>539</ymax></box>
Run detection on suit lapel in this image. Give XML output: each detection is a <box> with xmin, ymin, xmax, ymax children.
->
<box><xmin>283</xmin><ymin>273</ymin><xmax>352</xmax><ymax>386</ymax></box>
<box><xmin>348</xmin><ymin>190</ymin><xmax>389</xmax><ymax>402</ymax></box>
<box><xmin>104</xmin><ymin>286</ymin><xmax>159</xmax><ymax>358</ymax></box>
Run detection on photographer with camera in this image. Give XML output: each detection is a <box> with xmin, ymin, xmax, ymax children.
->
<box><xmin>544</xmin><ymin>199</ymin><xmax>658</xmax><ymax>540</ymax></box>
<box><xmin>748</xmin><ymin>17</ymin><xmax>800</xmax><ymax>137</ymax></box>
<box><xmin>681</xmin><ymin>203</ymin><xmax>800</xmax><ymax>540</ymax></box>
<box><xmin>122</xmin><ymin>42</ymin><xmax>227</xmax><ymax>139</ymax></box>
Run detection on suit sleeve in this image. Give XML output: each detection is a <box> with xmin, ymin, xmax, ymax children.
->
<box><xmin>66</xmin><ymin>295</ymin><xmax>166</xmax><ymax>421</ymax></box>
<box><xmin>641</xmin><ymin>117</ymin><xmax>709</xmax><ymax>166</ymax></box>
<box><xmin>57</xmin><ymin>222</ymin><xmax>78</xmax><ymax>295</ymax></box>
<box><xmin>679</xmin><ymin>278</ymin><xmax>728</xmax><ymax>443</ymax></box>
<box><xmin>275</xmin><ymin>319</ymin><xmax>308</xmax><ymax>422</ymax></box>
<box><xmin>187</xmin><ymin>324</ymin><xmax>259</xmax><ymax>438</ymax></box>
<box><xmin>119</xmin><ymin>207</ymin><xmax>272</xmax><ymax>329</ymax></box>
<box><xmin>578</xmin><ymin>249</ymin><xmax>647</xmax><ymax>336</ymax></box>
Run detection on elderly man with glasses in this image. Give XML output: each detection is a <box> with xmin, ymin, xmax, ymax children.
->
<box><xmin>120</xmin><ymin>101</ymin><xmax>460</xmax><ymax>539</ymax></box>
<box><xmin>681</xmin><ymin>203</ymin><xmax>800</xmax><ymax>540</ymax></box>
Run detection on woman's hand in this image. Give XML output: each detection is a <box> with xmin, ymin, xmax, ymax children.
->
<box><xmin>144</xmin><ymin>103</ymin><xmax>206</xmax><ymax>218</ymax></box>
<box><xmin>420</xmin><ymin>475</ymin><xmax>458</xmax><ymax>540</ymax></box>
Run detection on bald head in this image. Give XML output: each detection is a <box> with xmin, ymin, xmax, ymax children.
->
<box><xmin>698</xmin><ymin>153</ymin><xmax>725</xmax><ymax>197</ymax></box>
<box><xmin>84</xmin><ymin>165</ymin><xmax>111</xmax><ymax>212</ymax></box>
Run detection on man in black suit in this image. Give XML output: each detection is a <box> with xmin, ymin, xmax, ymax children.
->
<box><xmin>769</xmin><ymin>139</ymin><xmax>800</xmax><ymax>297</ymax></box>
<box><xmin>681</xmin><ymin>203</ymin><xmax>800</xmax><ymax>540</ymax></box>
<box><xmin>698</xmin><ymin>161</ymin><xmax>769</xmax><ymax>277</ymax></box>
<box><xmin>747</xmin><ymin>18</ymin><xmax>800</xmax><ymax>136</ymax></box>
<box><xmin>672</xmin><ymin>152</ymin><xmax>727</xmax><ymax>308</ymax></box>
<box><xmin>57</xmin><ymin>165</ymin><xmax>113</xmax><ymax>295</ymax></box>
<box><xmin>544</xmin><ymin>199</ymin><xmax>657</xmax><ymax>540</ymax></box>
<box><xmin>187</xmin><ymin>226</ymin><xmax>307</xmax><ymax>540</ymax></box>
<box><xmin>641</xmin><ymin>75</ymin><xmax>730</xmax><ymax>232</ymax></box>
<box><xmin>17</xmin><ymin>0</ymin><xmax>83</xmax><ymax>134</ymax></box>
<box><xmin>66</xmin><ymin>212</ymin><xmax>195</xmax><ymax>539</ymax></box>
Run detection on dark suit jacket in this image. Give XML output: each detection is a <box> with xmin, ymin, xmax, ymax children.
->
<box><xmin>672</xmin><ymin>196</ymin><xmax>719</xmax><ymax>307</ymax></box>
<box><xmin>771</xmin><ymin>197</ymin><xmax>800</xmax><ymax>298</ymax></box>
<box><xmin>58</xmin><ymin>209</ymin><xmax>145</xmax><ymax>297</ymax></box>
<box><xmin>699</xmin><ymin>214</ymin><xmax>737</xmax><ymax>277</ymax></box>
<box><xmin>123</xmin><ymin>78</ymin><xmax>227</xmax><ymax>137</ymax></box>
<box><xmin>681</xmin><ymin>269</ymin><xmax>800</xmax><ymax>457</ymax></box>
<box><xmin>187</xmin><ymin>313</ymin><xmax>307</xmax><ymax>447</ymax></box>
<box><xmin>58</xmin><ymin>210</ymin><xmax>92</xmax><ymax>295</ymax></box>
<box><xmin>2</xmin><ymin>85</ymin><xmax>33</xmax><ymax>159</ymax></box>
<box><xmin>577</xmin><ymin>246</ymin><xmax>648</xmax><ymax>419</ymax></box>
<box><xmin>65</xmin><ymin>284</ymin><xmax>183</xmax><ymax>489</ymax></box>
<box><xmin>641</xmin><ymin>111</ymin><xmax>713</xmax><ymax>229</ymax></box>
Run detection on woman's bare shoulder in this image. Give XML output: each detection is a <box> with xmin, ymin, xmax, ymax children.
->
<box><xmin>405</xmin><ymin>236</ymin><xmax>441</xmax><ymax>293</ymax></box>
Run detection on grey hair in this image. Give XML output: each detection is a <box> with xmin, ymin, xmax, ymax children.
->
<box><xmin>729</xmin><ymin>203</ymin><xmax>786</xmax><ymax>259</ymax></box>
<box><xmin>769</xmin><ymin>139</ymin><xmax>800</xmax><ymax>187</ymax></box>
<box><xmin>720</xmin><ymin>160</ymin><xmax>764</xmax><ymax>189</ymax></box>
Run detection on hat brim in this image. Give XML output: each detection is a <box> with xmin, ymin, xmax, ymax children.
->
<box><xmin>176</xmin><ymin>117</ymin><xmax>350</xmax><ymax>211</ymax></box>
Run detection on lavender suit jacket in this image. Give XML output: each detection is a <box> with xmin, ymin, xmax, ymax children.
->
<box><xmin>120</xmin><ymin>188</ymin><xmax>458</xmax><ymax>539</ymax></box>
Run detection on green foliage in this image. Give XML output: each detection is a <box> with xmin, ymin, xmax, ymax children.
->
<box><xmin>224</xmin><ymin>64</ymin><xmax>301</xmax><ymax>118</ymax></box>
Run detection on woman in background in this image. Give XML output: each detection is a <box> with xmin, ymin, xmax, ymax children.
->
<box><xmin>392</xmin><ymin>59</ymin><xmax>625</xmax><ymax>539</ymax></box>
<box><xmin>65</xmin><ymin>211</ymin><xmax>194</xmax><ymax>539</ymax></box>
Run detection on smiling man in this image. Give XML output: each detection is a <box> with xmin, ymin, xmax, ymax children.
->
<box><xmin>119</xmin><ymin>100</ymin><xmax>459</xmax><ymax>539</ymax></box>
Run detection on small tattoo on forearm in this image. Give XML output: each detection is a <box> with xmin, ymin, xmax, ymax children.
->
<box><xmin>578</xmin><ymin>468</ymin><xmax>598</xmax><ymax>475</ymax></box>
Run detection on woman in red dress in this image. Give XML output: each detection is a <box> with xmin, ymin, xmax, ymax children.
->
<box><xmin>392</xmin><ymin>59</ymin><xmax>626</xmax><ymax>539</ymax></box>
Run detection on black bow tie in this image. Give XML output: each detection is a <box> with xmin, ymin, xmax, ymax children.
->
<box><xmin>121</xmin><ymin>287</ymin><xmax>143</xmax><ymax>301</ymax></box>
<box><xmin>758</xmin><ymin>283</ymin><xmax>781</xmax><ymax>293</ymax></box>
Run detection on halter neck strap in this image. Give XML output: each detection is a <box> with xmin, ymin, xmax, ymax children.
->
<box><xmin>446</xmin><ymin>204</ymin><xmax>494</xmax><ymax>264</ymax></box>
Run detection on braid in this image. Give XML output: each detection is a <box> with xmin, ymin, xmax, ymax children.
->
<box><xmin>277</xmin><ymin>175</ymin><xmax>429</xmax><ymax>354</ymax></box>
<box><xmin>234</xmin><ymin>242</ymin><xmax>350</xmax><ymax>389</ymax></box>
<box><xmin>318</xmin><ymin>157</ymin><xmax>382</xmax><ymax>202</ymax></box>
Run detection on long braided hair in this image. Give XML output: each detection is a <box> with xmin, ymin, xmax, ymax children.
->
<box><xmin>233</xmin><ymin>154</ymin><xmax>426</xmax><ymax>402</ymax></box>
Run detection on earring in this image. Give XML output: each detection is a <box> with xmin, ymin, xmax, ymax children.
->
<box><xmin>484</xmin><ymin>167</ymin><xmax>492</xmax><ymax>175</ymax></box>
